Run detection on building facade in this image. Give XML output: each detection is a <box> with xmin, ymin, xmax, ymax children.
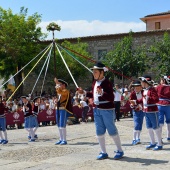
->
<box><xmin>23</xmin><ymin>11</ymin><xmax>170</xmax><ymax>93</ymax></box>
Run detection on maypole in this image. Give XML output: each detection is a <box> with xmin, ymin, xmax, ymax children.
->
<box><xmin>46</xmin><ymin>22</ymin><xmax>61</xmax><ymax>77</ymax></box>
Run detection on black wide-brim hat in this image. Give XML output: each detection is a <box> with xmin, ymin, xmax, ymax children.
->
<box><xmin>138</xmin><ymin>75</ymin><xmax>153</xmax><ymax>85</ymax></box>
<box><xmin>58</xmin><ymin>79</ymin><xmax>68</xmax><ymax>87</ymax></box>
<box><xmin>90</xmin><ymin>61</ymin><xmax>108</xmax><ymax>72</ymax></box>
<box><xmin>33</xmin><ymin>96</ymin><xmax>40</xmax><ymax>102</ymax></box>
<box><xmin>132</xmin><ymin>80</ymin><xmax>141</xmax><ymax>86</ymax></box>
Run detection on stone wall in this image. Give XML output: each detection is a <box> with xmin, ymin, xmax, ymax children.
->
<box><xmin>23</xmin><ymin>29</ymin><xmax>170</xmax><ymax>93</ymax></box>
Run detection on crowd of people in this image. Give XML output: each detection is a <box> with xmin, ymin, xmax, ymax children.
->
<box><xmin>0</xmin><ymin>61</ymin><xmax>170</xmax><ymax>161</ymax></box>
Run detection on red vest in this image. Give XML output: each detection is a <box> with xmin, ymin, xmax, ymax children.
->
<box><xmin>156</xmin><ymin>84</ymin><xmax>170</xmax><ymax>106</ymax></box>
<box><xmin>137</xmin><ymin>87</ymin><xmax>159</xmax><ymax>113</ymax></box>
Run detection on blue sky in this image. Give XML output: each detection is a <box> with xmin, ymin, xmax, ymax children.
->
<box><xmin>1</xmin><ymin>0</ymin><xmax>170</xmax><ymax>39</ymax></box>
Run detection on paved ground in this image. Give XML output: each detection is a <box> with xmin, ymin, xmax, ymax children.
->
<box><xmin>0</xmin><ymin>117</ymin><xmax>170</xmax><ymax>170</ymax></box>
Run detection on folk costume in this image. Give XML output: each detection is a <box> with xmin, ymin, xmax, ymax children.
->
<box><xmin>31</xmin><ymin>96</ymin><xmax>40</xmax><ymax>139</ymax></box>
<box><xmin>156</xmin><ymin>75</ymin><xmax>170</xmax><ymax>141</ymax></box>
<box><xmin>87</xmin><ymin>61</ymin><xmax>124</xmax><ymax>160</ymax></box>
<box><xmin>0</xmin><ymin>96</ymin><xmax>9</xmax><ymax>144</ymax></box>
<box><xmin>129</xmin><ymin>80</ymin><xmax>144</xmax><ymax>145</ymax></box>
<box><xmin>54</xmin><ymin>79</ymin><xmax>73</xmax><ymax>145</ymax></box>
<box><xmin>136</xmin><ymin>75</ymin><xmax>162</xmax><ymax>150</ymax></box>
<box><xmin>22</xmin><ymin>96</ymin><xmax>35</xmax><ymax>142</ymax></box>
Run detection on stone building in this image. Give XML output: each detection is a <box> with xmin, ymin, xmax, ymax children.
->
<box><xmin>23</xmin><ymin>11</ymin><xmax>170</xmax><ymax>94</ymax></box>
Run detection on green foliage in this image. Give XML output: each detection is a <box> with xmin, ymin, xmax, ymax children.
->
<box><xmin>0</xmin><ymin>7</ymin><xmax>47</xmax><ymax>95</ymax></box>
<box><xmin>51</xmin><ymin>39</ymin><xmax>93</xmax><ymax>85</ymax></box>
<box><xmin>46</xmin><ymin>22</ymin><xmax>61</xmax><ymax>31</ymax></box>
<box><xmin>104</xmin><ymin>32</ymin><xmax>148</xmax><ymax>82</ymax></box>
<box><xmin>149</xmin><ymin>32</ymin><xmax>170</xmax><ymax>77</ymax></box>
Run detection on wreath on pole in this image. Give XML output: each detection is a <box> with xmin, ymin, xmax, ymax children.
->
<box><xmin>46</xmin><ymin>22</ymin><xmax>61</xmax><ymax>31</ymax></box>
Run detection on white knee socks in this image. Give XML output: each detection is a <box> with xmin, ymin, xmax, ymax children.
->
<box><xmin>58</xmin><ymin>128</ymin><xmax>67</xmax><ymax>141</ymax></box>
<box><xmin>62</xmin><ymin>128</ymin><xmax>66</xmax><ymax>141</ymax></box>
<box><xmin>133</xmin><ymin>130</ymin><xmax>141</xmax><ymax>140</ymax></box>
<box><xmin>167</xmin><ymin>124</ymin><xmax>170</xmax><ymax>138</ymax></box>
<box><xmin>136</xmin><ymin>131</ymin><xmax>141</xmax><ymax>140</ymax></box>
<box><xmin>154</xmin><ymin>128</ymin><xmax>162</xmax><ymax>146</ymax></box>
<box><xmin>97</xmin><ymin>135</ymin><xmax>106</xmax><ymax>153</ymax></box>
<box><xmin>58</xmin><ymin>128</ymin><xmax>63</xmax><ymax>141</ymax></box>
<box><xmin>148</xmin><ymin>128</ymin><xmax>155</xmax><ymax>144</ymax></box>
<box><xmin>111</xmin><ymin>134</ymin><xmax>123</xmax><ymax>152</ymax></box>
<box><xmin>133</xmin><ymin>131</ymin><xmax>137</xmax><ymax>140</ymax></box>
<box><xmin>3</xmin><ymin>131</ymin><xmax>7</xmax><ymax>140</ymax></box>
<box><xmin>0</xmin><ymin>131</ymin><xmax>3</xmax><ymax>140</ymax></box>
<box><xmin>33</xmin><ymin>127</ymin><xmax>38</xmax><ymax>133</ymax></box>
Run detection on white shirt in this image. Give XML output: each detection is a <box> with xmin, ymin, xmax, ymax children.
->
<box><xmin>93</xmin><ymin>77</ymin><xmax>105</xmax><ymax>105</ymax></box>
<box><xmin>143</xmin><ymin>88</ymin><xmax>149</xmax><ymax>109</ymax></box>
<box><xmin>114</xmin><ymin>89</ymin><xmax>122</xmax><ymax>101</ymax></box>
<box><xmin>80</xmin><ymin>101</ymin><xmax>88</xmax><ymax>107</ymax></box>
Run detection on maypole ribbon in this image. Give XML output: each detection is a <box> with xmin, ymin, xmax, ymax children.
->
<box><xmin>56</xmin><ymin>43</ymin><xmax>79</xmax><ymax>88</ymax></box>
<box><xmin>57</xmin><ymin>44</ymin><xmax>92</xmax><ymax>73</ymax></box>
<box><xmin>7</xmin><ymin>43</ymin><xmax>53</xmax><ymax>102</ymax></box>
<box><xmin>40</xmin><ymin>46</ymin><xmax>52</xmax><ymax>96</ymax></box>
<box><xmin>61</xmin><ymin>45</ymin><xmax>133</xmax><ymax>80</ymax></box>
<box><xmin>30</xmin><ymin>45</ymin><xmax>53</xmax><ymax>96</ymax></box>
<box><xmin>0</xmin><ymin>43</ymin><xmax>53</xmax><ymax>89</ymax></box>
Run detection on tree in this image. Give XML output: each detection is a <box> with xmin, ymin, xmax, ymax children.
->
<box><xmin>149</xmin><ymin>32</ymin><xmax>170</xmax><ymax>77</ymax></box>
<box><xmin>0</xmin><ymin>7</ymin><xmax>46</xmax><ymax>97</ymax></box>
<box><xmin>104</xmin><ymin>32</ymin><xmax>149</xmax><ymax>85</ymax></box>
<box><xmin>51</xmin><ymin>39</ymin><xmax>93</xmax><ymax>87</ymax></box>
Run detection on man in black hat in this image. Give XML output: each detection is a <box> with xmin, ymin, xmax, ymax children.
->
<box><xmin>54</xmin><ymin>78</ymin><xmax>73</xmax><ymax>145</ymax></box>
<box><xmin>86</xmin><ymin>61</ymin><xmax>124</xmax><ymax>160</ymax></box>
<box><xmin>129</xmin><ymin>80</ymin><xmax>144</xmax><ymax>145</ymax></box>
<box><xmin>0</xmin><ymin>96</ymin><xmax>9</xmax><ymax>144</ymax></box>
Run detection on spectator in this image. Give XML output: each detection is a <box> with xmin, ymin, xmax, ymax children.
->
<box><xmin>114</xmin><ymin>84</ymin><xmax>122</xmax><ymax>121</ymax></box>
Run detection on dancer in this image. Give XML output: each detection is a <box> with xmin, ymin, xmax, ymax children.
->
<box><xmin>21</xmin><ymin>96</ymin><xmax>35</xmax><ymax>142</ymax></box>
<box><xmin>87</xmin><ymin>61</ymin><xmax>124</xmax><ymax>160</ymax></box>
<box><xmin>129</xmin><ymin>80</ymin><xmax>144</xmax><ymax>145</ymax></box>
<box><xmin>156</xmin><ymin>75</ymin><xmax>170</xmax><ymax>141</ymax></box>
<box><xmin>54</xmin><ymin>78</ymin><xmax>73</xmax><ymax>145</ymax></box>
<box><xmin>0</xmin><ymin>96</ymin><xmax>9</xmax><ymax>144</ymax></box>
<box><xmin>31</xmin><ymin>96</ymin><xmax>40</xmax><ymax>139</ymax></box>
<box><xmin>130</xmin><ymin>75</ymin><xmax>162</xmax><ymax>150</ymax></box>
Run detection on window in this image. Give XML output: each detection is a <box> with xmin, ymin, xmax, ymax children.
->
<box><xmin>155</xmin><ymin>22</ymin><xmax>161</xmax><ymax>30</ymax></box>
<box><xmin>98</xmin><ymin>49</ymin><xmax>107</xmax><ymax>60</ymax></box>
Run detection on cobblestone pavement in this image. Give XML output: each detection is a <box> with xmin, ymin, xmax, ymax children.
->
<box><xmin>0</xmin><ymin>117</ymin><xmax>170</xmax><ymax>170</ymax></box>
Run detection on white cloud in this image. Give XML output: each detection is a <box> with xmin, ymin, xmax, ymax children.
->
<box><xmin>39</xmin><ymin>20</ymin><xmax>146</xmax><ymax>40</ymax></box>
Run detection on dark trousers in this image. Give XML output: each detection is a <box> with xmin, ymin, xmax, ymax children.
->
<box><xmin>114</xmin><ymin>101</ymin><xmax>121</xmax><ymax>121</ymax></box>
<box><xmin>82</xmin><ymin>106</ymin><xmax>89</xmax><ymax>122</ymax></box>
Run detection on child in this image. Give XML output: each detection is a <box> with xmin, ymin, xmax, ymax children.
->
<box><xmin>31</xmin><ymin>96</ymin><xmax>40</xmax><ymax>139</ymax></box>
<box><xmin>54</xmin><ymin>78</ymin><xmax>73</xmax><ymax>145</ymax></box>
<box><xmin>130</xmin><ymin>75</ymin><xmax>162</xmax><ymax>150</ymax></box>
<box><xmin>156</xmin><ymin>75</ymin><xmax>170</xmax><ymax>141</ymax></box>
<box><xmin>21</xmin><ymin>96</ymin><xmax>35</xmax><ymax>142</ymax></box>
<box><xmin>129</xmin><ymin>80</ymin><xmax>144</xmax><ymax>145</ymax></box>
<box><xmin>0</xmin><ymin>96</ymin><xmax>9</xmax><ymax>144</ymax></box>
<box><xmin>87</xmin><ymin>61</ymin><xmax>124</xmax><ymax>160</ymax></box>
